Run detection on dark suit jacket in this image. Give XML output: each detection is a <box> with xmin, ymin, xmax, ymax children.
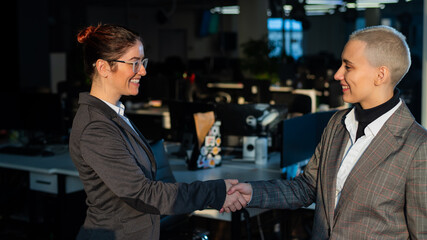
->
<box><xmin>249</xmin><ymin>102</ymin><xmax>427</xmax><ymax>239</ymax></box>
<box><xmin>69</xmin><ymin>93</ymin><xmax>226</xmax><ymax>240</ymax></box>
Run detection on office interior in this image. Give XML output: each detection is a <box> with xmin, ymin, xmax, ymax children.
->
<box><xmin>1</xmin><ymin>0</ymin><xmax>426</xmax><ymax>239</ymax></box>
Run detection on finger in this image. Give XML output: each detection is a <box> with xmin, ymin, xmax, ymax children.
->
<box><xmin>234</xmin><ymin>201</ymin><xmax>242</xmax><ymax>211</ymax></box>
<box><xmin>228</xmin><ymin>179</ymin><xmax>239</xmax><ymax>185</ymax></box>
<box><xmin>237</xmin><ymin>195</ymin><xmax>247</xmax><ymax>207</ymax></box>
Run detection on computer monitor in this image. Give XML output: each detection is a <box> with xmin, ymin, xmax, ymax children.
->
<box><xmin>215</xmin><ymin>103</ymin><xmax>287</xmax><ymax>136</ymax></box>
<box><xmin>0</xmin><ymin>91</ymin><xmax>67</xmax><ymax>155</ymax></box>
<box><xmin>215</xmin><ymin>103</ymin><xmax>270</xmax><ymax>137</ymax></box>
<box><xmin>168</xmin><ymin>100</ymin><xmax>216</xmax><ymax>155</ymax></box>
<box><xmin>281</xmin><ymin>110</ymin><xmax>337</xmax><ymax>168</ymax></box>
<box><xmin>0</xmin><ymin>92</ymin><xmax>66</xmax><ymax>139</ymax></box>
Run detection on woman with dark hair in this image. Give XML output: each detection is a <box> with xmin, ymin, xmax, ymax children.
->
<box><xmin>69</xmin><ymin>24</ymin><xmax>245</xmax><ymax>239</ymax></box>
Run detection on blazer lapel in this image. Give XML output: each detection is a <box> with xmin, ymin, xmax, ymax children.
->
<box><xmin>324</xmin><ymin>116</ymin><xmax>349</xmax><ymax>227</ymax></box>
<box><xmin>333</xmin><ymin>103</ymin><xmax>412</xmax><ymax>222</ymax></box>
<box><xmin>112</xmin><ymin>116</ymin><xmax>157</xmax><ymax>174</ymax></box>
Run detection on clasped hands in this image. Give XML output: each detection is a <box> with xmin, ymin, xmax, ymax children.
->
<box><xmin>220</xmin><ymin>179</ymin><xmax>252</xmax><ymax>213</ymax></box>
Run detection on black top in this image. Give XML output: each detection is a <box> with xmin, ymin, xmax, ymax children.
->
<box><xmin>354</xmin><ymin>89</ymin><xmax>400</xmax><ymax>140</ymax></box>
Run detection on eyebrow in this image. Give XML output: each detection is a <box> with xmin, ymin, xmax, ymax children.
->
<box><xmin>128</xmin><ymin>56</ymin><xmax>143</xmax><ymax>61</ymax></box>
<box><xmin>343</xmin><ymin>59</ymin><xmax>354</xmax><ymax>65</ymax></box>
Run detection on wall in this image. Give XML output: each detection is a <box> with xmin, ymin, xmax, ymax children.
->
<box><xmin>18</xmin><ymin>0</ymin><xmax>50</xmax><ymax>90</ymax></box>
<box><xmin>302</xmin><ymin>14</ymin><xmax>350</xmax><ymax>59</ymax></box>
<box><xmin>86</xmin><ymin>4</ymin><xmax>239</xmax><ymax>62</ymax></box>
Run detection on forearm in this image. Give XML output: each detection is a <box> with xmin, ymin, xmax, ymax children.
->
<box><xmin>170</xmin><ymin>179</ymin><xmax>226</xmax><ymax>214</ymax></box>
<box><xmin>248</xmin><ymin>175</ymin><xmax>316</xmax><ymax>209</ymax></box>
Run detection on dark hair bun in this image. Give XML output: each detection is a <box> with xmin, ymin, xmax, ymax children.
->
<box><xmin>77</xmin><ymin>26</ymin><xmax>97</xmax><ymax>44</ymax></box>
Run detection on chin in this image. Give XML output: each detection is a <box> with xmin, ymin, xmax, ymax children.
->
<box><xmin>128</xmin><ymin>89</ymin><xmax>139</xmax><ymax>96</ymax></box>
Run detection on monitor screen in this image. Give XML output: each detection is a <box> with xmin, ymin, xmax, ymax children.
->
<box><xmin>0</xmin><ymin>92</ymin><xmax>65</xmax><ymax>136</ymax></box>
<box><xmin>215</xmin><ymin>103</ymin><xmax>269</xmax><ymax>137</ymax></box>
<box><xmin>168</xmin><ymin>100</ymin><xmax>216</xmax><ymax>142</ymax></box>
<box><xmin>215</xmin><ymin>103</ymin><xmax>287</xmax><ymax>137</ymax></box>
<box><xmin>281</xmin><ymin>110</ymin><xmax>337</xmax><ymax>168</ymax></box>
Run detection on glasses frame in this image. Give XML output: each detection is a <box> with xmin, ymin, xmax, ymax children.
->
<box><xmin>109</xmin><ymin>58</ymin><xmax>148</xmax><ymax>73</ymax></box>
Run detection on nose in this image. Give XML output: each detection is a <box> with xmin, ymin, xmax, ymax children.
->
<box><xmin>137</xmin><ymin>65</ymin><xmax>147</xmax><ymax>76</ymax></box>
<box><xmin>334</xmin><ymin>65</ymin><xmax>344</xmax><ymax>82</ymax></box>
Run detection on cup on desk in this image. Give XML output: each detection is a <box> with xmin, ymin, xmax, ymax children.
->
<box><xmin>255</xmin><ymin>137</ymin><xmax>268</xmax><ymax>165</ymax></box>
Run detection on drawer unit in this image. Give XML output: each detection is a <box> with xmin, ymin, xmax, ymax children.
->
<box><xmin>30</xmin><ymin>172</ymin><xmax>58</xmax><ymax>194</ymax></box>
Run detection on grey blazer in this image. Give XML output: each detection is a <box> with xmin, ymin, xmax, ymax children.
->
<box><xmin>69</xmin><ymin>93</ymin><xmax>226</xmax><ymax>240</ymax></box>
<box><xmin>249</xmin><ymin>102</ymin><xmax>427</xmax><ymax>239</ymax></box>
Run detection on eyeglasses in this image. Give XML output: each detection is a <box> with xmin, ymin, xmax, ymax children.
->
<box><xmin>110</xmin><ymin>58</ymin><xmax>148</xmax><ymax>73</ymax></box>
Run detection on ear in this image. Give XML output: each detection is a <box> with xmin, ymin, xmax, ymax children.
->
<box><xmin>94</xmin><ymin>59</ymin><xmax>111</xmax><ymax>78</ymax></box>
<box><xmin>374</xmin><ymin>66</ymin><xmax>390</xmax><ymax>86</ymax></box>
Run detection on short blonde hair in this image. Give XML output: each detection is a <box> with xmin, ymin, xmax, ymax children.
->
<box><xmin>349</xmin><ymin>25</ymin><xmax>411</xmax><ymax>86</ymax></box>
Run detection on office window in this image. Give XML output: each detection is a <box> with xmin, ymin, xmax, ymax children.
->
<box><xmin>267</xmin><ymin>18</ymin><xmax>303</xmax><ymax>60</ymax></box>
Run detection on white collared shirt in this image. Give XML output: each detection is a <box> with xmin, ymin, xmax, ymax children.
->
<box><xmin>101</xmin><ymin>100</ymin><xmax>137</xmax><ymax>133</ymax></box>
<box><xmin>335</xmin><ymin>100</ymin><xmax>402</xmax><ymax>208</ymax></box>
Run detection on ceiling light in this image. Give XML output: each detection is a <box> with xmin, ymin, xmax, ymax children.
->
<box><xmin>306</xmin><ymin>0</ymin><xmax>343</xmax><ymax>4</ymax></box>
<box><xmin>210</xmin><ymin>6</ymin><xmax>240</xmax><ymax>15</ymax></box>
<box><xmin>357</xmin><ymin>0</ymin><xmax>397</xmax><ymax>3</ymax></box>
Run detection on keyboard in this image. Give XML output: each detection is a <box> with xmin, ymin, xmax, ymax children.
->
<box><xmin>0</xmin><ymin>146</ymin><xmax>53</xmax><ymax>156</ymax></box>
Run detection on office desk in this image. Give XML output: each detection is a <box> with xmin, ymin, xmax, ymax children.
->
<box><xmin>0</xmin><ymin>149</ymin><xmax>83</xmax><ymax>194</ymax></box>
<box><xmin>0</xmin><ymin>149</ymin><xmax>283</xmax><ymax>239</ymax></box>
<box><xmin>0</xmin><ymin>150</ymin><xmax>84</xmax><ymax>239</ymax></box>
<box><xmin>169</xmin><ymin>153</ymin><xmax>282</xmax><ymax>239</ymax></box>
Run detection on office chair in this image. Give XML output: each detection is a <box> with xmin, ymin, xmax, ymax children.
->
<box><xmin>151</xmin><ymin>139</ymin><xmax>176</xmax><ymax>184</ymax></box>
<box><xmin>290</xmin><ymin>93</ymin><xmax>312</xmax><ymax>115</ymax></box>
<box><xmin>150</xmin><ymin>139</ymin><xmax>185</xmax><ymax>232</ymax></box>
<box><xmin>151</xmin><ymin>139</ymin><xmax>211</xmax><ymax>239</ymax></box>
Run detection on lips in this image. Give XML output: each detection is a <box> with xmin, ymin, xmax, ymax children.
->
<box><xmin>130</xmin><ymin>78</ymin><xmax>140</xmax><ymax>84</ymax></box>
<box><xmin>342</xmin><ymin>84</ymin><xmax>349</xmax><ymax>92</ymax></box>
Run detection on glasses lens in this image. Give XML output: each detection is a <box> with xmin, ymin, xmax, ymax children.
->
<box><xmin>142</xmin><ymin>58</ymin><xmax>148</xmax><ymax>69</ymax></box>
<box><xmin>132</xmin><ymin>59</ymin><xmax>148</xmax><ymax>73</ymax></box>
<box><xmin>133</xmin><ymin>61</ymin><xmax>139</xmax><ymax>73</ymax></box>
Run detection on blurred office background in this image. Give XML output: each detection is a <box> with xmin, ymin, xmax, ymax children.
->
<box><xmin>0</xmin><ymin>0</ymin><xmax>425</xmax><ymax>239</ymax></box>
<box><xmin>4</xmin><ymin>0</ymin><xmax>425</xmax><ymax>123</ymax></box>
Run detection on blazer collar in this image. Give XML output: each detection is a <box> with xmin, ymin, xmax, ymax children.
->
<box><xmin>333</xmin><ymin>101</ymin><xmax>415</xmax><ymax>223</ymax></box>
<box><xmin>78</xmin><ymin>92</ymin><xmax>156</xmax><ymax>172</ymax></box>
<box><xmin>78</xmin><ymin>92</ymin><xmax>118</xmax><ymax>120</ymax></box>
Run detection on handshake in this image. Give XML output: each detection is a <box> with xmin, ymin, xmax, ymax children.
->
<box><xmin>220</xmin><ymin>179</ymin><xmax>253</xmax><ymax>213</ymax></box>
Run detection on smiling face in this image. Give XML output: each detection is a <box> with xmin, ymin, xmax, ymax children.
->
<box><xmin>110</xmin><ymin>40</ymin><xmax>146</xmax><ymax>98</ymax></box>
<box><xmin>334</xmin><ymin>40</ymin><xmax>386</xmax><ymax>109</ymax></box>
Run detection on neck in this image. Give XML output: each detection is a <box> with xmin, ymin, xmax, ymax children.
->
<box><xmin>90</xmin><ymin>84</ymin><xmax>120</xmax><ymax>106</ymax></box>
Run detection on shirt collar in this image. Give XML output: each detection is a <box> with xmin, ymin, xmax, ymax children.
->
<box><xmin>101</xmin><ymin>99</ymin><xmax>126</xmax><ymax>116</ymax></box>
<box><xmin>344</xmin><ymin>99</ymin><xmax>402</xmax><ymax>142</ymax></box>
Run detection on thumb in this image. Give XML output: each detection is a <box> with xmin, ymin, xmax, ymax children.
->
<box><xmin>227</xmin><ymin>184</ymin><xmax>240</xmax><ymax>195</ymax></box>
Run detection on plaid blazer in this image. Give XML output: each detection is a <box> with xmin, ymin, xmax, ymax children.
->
<box><xmin>250</xmin><ymin>102</ymin><xmax>427</xmax><ymax>239</ymax></box>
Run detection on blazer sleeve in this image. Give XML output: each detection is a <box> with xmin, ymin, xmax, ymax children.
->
<box><xmin>247</xmin><ymin>110</ymin><xmax>344</xmax><ymax>210</ymax></box>
<box><xmin>79</xmin><ymin>120</ymin><xmax>226</xmax><ymax>215</ymax></box>
<box><xmin>405</xmin><ymin>140</ymin><xmax>427</xmax><ymax>239</ymax></box>
<box><xmin>248</xmin><ymin>126</ymin><xmax>323</xmax><ymax>209</ymax></box>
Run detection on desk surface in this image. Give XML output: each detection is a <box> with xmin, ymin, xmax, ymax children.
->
<box><xmin>169</xmin><ymin>152</ymin><xmax>282</xmax><ymax>183</ymax></box>
<box><xmin>0</xmin><ymin>146</ymin><xmax>78</xmax><ymax>177</ymax></box>
<box><xmin>0</xmin><ymin>147</ymin><xmax>281</xmax><ymax>182</ymax></box>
